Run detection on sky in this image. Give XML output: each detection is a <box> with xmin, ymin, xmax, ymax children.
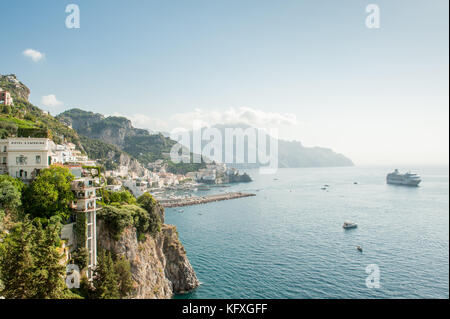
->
<box><xmin>0</xmin><ymin>0</ymin><xmax>448</xmax><ymax>166</ymax></box>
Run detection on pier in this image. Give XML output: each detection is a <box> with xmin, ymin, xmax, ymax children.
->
<box><xmin>160</xmin><ymin>192</ymin><xmax>256</xmax><ymax>208</ymax></box>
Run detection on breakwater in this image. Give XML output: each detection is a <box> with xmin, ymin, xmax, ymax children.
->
<box><xmin>160</xmin><ymin>192</ymin><xmax>256</xmax><ymax>208</ymax></box>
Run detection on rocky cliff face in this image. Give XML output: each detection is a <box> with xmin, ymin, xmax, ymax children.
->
<box><xmin>97</xmin><ymin>220</ymin><xmax>198</xmax><ymax>299</ymax></box>
<box><xmin>0</xmin><ymin>74</ymin><xmax>30</xmax><ymax>101</ymax></box>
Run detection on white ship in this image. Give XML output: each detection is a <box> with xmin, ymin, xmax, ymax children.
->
<box><xmin>386</xmin><ymin>169</ymin><xmax>421</xmax><ymax>186</ymax></box>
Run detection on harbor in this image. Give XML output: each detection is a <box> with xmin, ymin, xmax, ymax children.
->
<box><xmin>160</xmin><ymin>192</ymin><xmax>256</xmax><ymax>208</ymax></box>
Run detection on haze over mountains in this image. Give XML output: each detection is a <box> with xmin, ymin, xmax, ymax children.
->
<box><xmin>179</xmin><ymin>123</ymin><xmax>354</xmax><ymax>169</ymax></box>
<box><xmin>58</xmin><ymin>109</ymin><xmax>354</xmax><ymax>169</ymax></box>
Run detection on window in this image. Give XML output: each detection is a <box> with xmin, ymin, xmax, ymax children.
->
<box><xmin>16</xmin><ymin>156</ymin><xmax>27</xmax><ymax>165</ymax></box>
<box><xmin>2</xmin><ymin>157</ymin><xmax>6</xmax><ymax>164</ymax></box>
<box><xmin>35</xmin><ymin>155</ymin><xmax>41</xmax><ymax>164</ymax></box>
<box><xmin>2</xmin><ymin>146</ymin><xmax>6</xmax><ymax>152</ymax></box>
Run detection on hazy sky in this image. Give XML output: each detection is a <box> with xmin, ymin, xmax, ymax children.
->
<box><xmin>0</xmin><ymin>0</ymin><xmax>448</xmax><ymax>165</ymax></box>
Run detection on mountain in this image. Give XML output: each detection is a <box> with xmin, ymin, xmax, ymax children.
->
<box><xmin>184</xmin><ymin>123</ymin><xmax>354</xmax><ymax>168</ymax></box>
<box><xmin>57</xmin><ymin>108</ymin><xmax>206</xmax><ymax>173</ymax></box>
<box><xmin>0</xmin><ymin>75</ymin><xmax>147</xmax><ymax>174</ymax></box>
<box><xmin>0</xmin><ymin>74</ymin><xmax>82</xmax><ymax>148</ymax></box>
<box><xmin>277</xmin><ymin>139</ymin><xmax>354</xmax><ymax>168</ymax></box>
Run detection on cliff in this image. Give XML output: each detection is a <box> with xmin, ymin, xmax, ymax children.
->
<box><xmin>97</xmin><ymin>220</ymin><xmax>199</xmax><ymax>299</ymax></box>
<box><xmin>57</xmin><ymin>109</ymin><xmax>174</xmax><ymax>162</ymax></box>
<box><xmin>57</xmin><ymin>108</ymin><xmax>205</xmax><ymax>172</ymax></box>
<box><xmin>0</xmin><ymin>74</ymin><xmax>30</xmax><ymax>101</ymax></box>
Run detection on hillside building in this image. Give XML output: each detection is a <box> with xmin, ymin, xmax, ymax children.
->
<box><xmin>0</xmin><ymin>88</ymin><xmax>13</xmax><ymax>106</ymax></box>
<box><xmin>0</xmin><ymin>137</ymin><xmax>57</xmax><ymax>181</ymax></box>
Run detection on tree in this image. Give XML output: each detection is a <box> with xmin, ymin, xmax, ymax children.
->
<box><xmin>92</xmin><ymin>250</ymin><xmax>119</xmax><ymax>299</ymax></box>
<box><xmin>22</xmin><ymin>166</ymin><xmax>75</xmax><ymax>220</ymax></box>
<box><xmin>32</xmin><ymin>221</ymin><xmax>66</xmax><ymax>299</ymax></box>
<box><xmin>0</xmin><ymin>175</ymin><xmax>25</xmax><ymax>194</ymax></box>
<box><xmin>0</xmin><ymin>219</ymin><xmax>68</xmax><ymax>299</ymax></box>
<box><xmin>71</xmin><ymin>247</ymin><xmax>88</xmax><ymax>271</ymax></box>
<box><xmin>114</xmin><ymin>255</ymin><xmax>134</xmax><ymax>298</ymax></box>
<box><xmin>0</xmin><ymin>177</ymin><xmax>22</xmax><ymax>226</ymax></box>
<box><xmin>0</xmin><ymin>221</ymin><xmax>36</xmax><ymax>298</ymax></box>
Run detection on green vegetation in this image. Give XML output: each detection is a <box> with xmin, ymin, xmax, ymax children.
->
<box><xmin>74</xmin><ymin>213</ymin><xmax>87</xmax><ymax>254</ymax></box>
<box><xmin>103</xmin><ymin>189</ymin><xmax>136</xmax><ymax>205</ymax></box>
<box><xmin>0</xmin><ymin>175</ymin><xmax>24</xmax><ymax>231</ymax></box>
<box><xmin>90</xmin><ymin>249</ymin><xmax>133</xmax><ymax>299</ymax></box>
<box><xmin>0</xmin><ymin>99</ymin><xmax>82</xmax><ymax>146</ymax></box>
<box><xmin>71</xmin><ymin>247</ymin><xmax>88</xmax><ymax>271</ymax></box>
<box><xmin>137</xmin><ymin>192</ymin><xmax>164</xmax><ymax>226</ymax></box>
<box><xmin>166</xmin><ymin>159</ymin><xmax>206</xmax><ymax>175</ymax></box>
<box><xmin>22</xmin><ymin>166</ymin><xmax>75</xmax><ymax>221</ymax></box>
<box><xmin>0</xmin><ymin>166</ymin><xmax>139</xmax><ymax>299</ymax></box>
<box><xmin>98</xmin><ymin>191</ymin><xmax>162</xmax><ymax>241</ymax></box>
<box><xmin>0</xmin><ymin>75</ymin><xmax>83</xmax><ymax>147</ymax></box>
<box><xmin>114</xmin><ymin>255</ymin><xmax>134</xmax><ymax>298</ymax></box>
<box><xmin>92</xmin><ymin>249</ymin><xmax>119</xmax><ymax>299</ymax></box>
<box><xmin>0</xmin><ymin>219</ymin><xmax>75</xmax><ymax>299</ymax></box>
<box><xmin>79</xmin><ymin>135</ymin><xmax>129</xmax><ymax>171</ymax></box>
<box><xmin>0</xmin><ymin>167</ymin><xmax>81</xmax><ymax>299</ymax></box>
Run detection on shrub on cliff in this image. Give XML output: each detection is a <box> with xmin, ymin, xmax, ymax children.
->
<box><xmin>102</xmin><ymin>189</ymin><xmax>136</xmax><ymax>205</ymax></box>
<box><xmin>137</xmin><ymin>192</ymin><xmax>164</xmax><ymax>226</ymax></box>
<box><xmin>97</xmin><ymin>205</ymin><xmax>134</xmax><ymax>240</ymax></box>
<box><xmin>98</xmin><ymin>203</ymin><xmax>158</xmax><ymax>240</ymax></box>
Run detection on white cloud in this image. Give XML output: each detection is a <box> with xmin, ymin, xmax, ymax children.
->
<box><xmin>22</xmin><ymin>49</ymin><xmax>45</xmax><ymax>62</ymax></box>
<box><xmin>41</xmin><ymin>95</ymin><xmax>63</xmax><ymax>108</ymax></box>
<box><xmin>114</xmin><ymin>107</ymin><xmax>302</xmax><ymax>140</ymax></box>
<box><xmin>171</xmin><ymin>107</ymin><xmax>299</xmax><ymax>129</ymax></box>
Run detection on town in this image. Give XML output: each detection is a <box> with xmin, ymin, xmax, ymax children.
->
<box><xmin>0</xmin><ymin>135</ymin><xmax>253</xmax><ymax>280</ymax></box>
<box><xmin>0</xmin><ymin>135</ymin><xmax>252</xmax><ymax>205</ymax></box>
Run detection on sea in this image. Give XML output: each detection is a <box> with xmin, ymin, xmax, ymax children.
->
<box><xmin>165</xmin><ymin>166</ymin><xmax>449</xmax><ymax>299</ymax></box>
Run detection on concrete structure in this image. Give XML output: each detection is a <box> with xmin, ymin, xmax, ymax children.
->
<box><xmin>0</xmin><ymin>137</ymin><xmax>56</xmax><ymax>181</ymax></box>
<box><xmin>69</xmin><ymin>166</ymin><xmax>102</xmax><ymax>280</ymax></box>
<box><xmin>105</xmin><ymin>184</ymin><xmax>122</xmax><ymax>192</ymax></box>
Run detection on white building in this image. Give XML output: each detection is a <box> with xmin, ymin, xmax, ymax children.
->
<box><xmin>0</xmin><ymin>137</ymin><xmax>57</xmax><ymax>181</ymax></box>
<box><xmin>105</xmin><ymin>184</ymin><xmax>122</xmax><ymax>192</ymax></box>
<box><xmin>68</xmin><ymin>167</ymin><xmax>102</xmax><ymax>280</ymax></box>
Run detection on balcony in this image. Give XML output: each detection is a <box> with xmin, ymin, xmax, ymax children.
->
<box><xmin>71</xmin><ymin>180</ymin><xmax>102</xmax><ymax>190</ymax></box>
<box><xmin>70</xmin><ymin>203</ymin><xmax>102</xmax><ymax>212</ymax></box>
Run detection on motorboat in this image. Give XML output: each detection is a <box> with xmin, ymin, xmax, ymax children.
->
<box><xmin>343</xmin><ymin>222</ymin><xmax>358</xmax><ymax>229</ymax></box>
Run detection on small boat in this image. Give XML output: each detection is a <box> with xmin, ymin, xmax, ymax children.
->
<box><xmin>178</xmin><ymin>209</ymin><xmax>184</xmax><ymax>213</ymax></box>
<box><xmin>356</xmin><ymin>246</ymin><xmax>363</xmax><ymax>252</ymax></box>
<box><xmin>343</xmin><ymin>222</ymin><xmax>358</xmax><ymax>229</ymax></box>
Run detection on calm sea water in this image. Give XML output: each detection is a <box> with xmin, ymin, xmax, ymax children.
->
<box><xmin>166</xmin><ymin>166</ymin><xmax>449</xmax><ymax>299</ymax></box>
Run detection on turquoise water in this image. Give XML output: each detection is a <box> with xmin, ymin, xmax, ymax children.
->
<box><xmin>166</xmin><ymin>166</ymin><xmax>449</xmax><ymax>299</ymax></box>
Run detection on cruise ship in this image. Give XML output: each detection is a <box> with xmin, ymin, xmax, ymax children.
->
<box><xmin>386</xmin><ymin>169</ymin><xmax>422</xmax><ymax>186</ymax></box>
